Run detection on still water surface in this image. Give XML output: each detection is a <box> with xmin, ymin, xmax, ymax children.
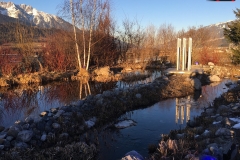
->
<box><xmin>0</xmin><ymin>72</ymin><xmax>234</xmax><ymax>159</ymax></box>
<box><xmin>0</xmin><ymin>70</ymin><xmax>161</xmax><ymax>127</ymax></box>
<box><xmin>97</xmin><ymin>79</ymin><xmax>233</xmax><ymax>159</ymax></box>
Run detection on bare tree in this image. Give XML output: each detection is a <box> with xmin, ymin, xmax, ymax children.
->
<box><xmin>156</xmin><ymin>23</ymin><xmax>176</xmax><ymax>63</ymax></box>
<box><xmin>61</xmin><ymin>0</ymin><xmax>112</xmax><ymax>72</ymax></box>
<box><xmin>70</xmin><ymin>0</ymin><xmax>81</xmax><ymax>71</ymax></box>
<box><xmin>116</xmin><ymin>18</ymin><xmax>144</xmax><ymax>64</ymax></box>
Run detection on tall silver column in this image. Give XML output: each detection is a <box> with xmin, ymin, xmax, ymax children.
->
<box><xmin>188</xmin><ymin>38</ymin><xmax>192</xmax><ymax>71</ymax></box>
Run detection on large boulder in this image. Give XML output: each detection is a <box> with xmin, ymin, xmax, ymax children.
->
<box><xmin>209</xmin><ymin>75</ymin><xmax>221</xmax><ymax>82</ymax></box>
<box><xmin>17</xmin><ymin>130</ymin><xmax>33</xmax><ymax>142</ymax></box>
<box><xmin>208</xmin><ymin>62</ymin><xmax>214</xmax><ymax>66</ymax></box>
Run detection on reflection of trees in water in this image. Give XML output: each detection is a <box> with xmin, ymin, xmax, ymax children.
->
<box><xmin>117</xmin><ymin>70</ymin><xmax>162</xmax><ymax>88</ymax></box>
<box><xmin>90</xmin><ymin>81</ymin><xmax>116</xmax><ymax>94</ymax></box>
<box><xmin>0</xmin><ymin>86</ymin><xmax>39</xmax><ymax>126</ymax></box>
<box><xmin>43</xmin><ymin>81</ymin><xmax>80</xmax><ymax>104</ymax></box>
<box><xmin>2</xmin><ymin>88</ymin><xmax>39</xmax><ymax>113</ymax></box>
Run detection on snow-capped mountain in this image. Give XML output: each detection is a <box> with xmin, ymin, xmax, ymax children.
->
<box><xmin>205</xmin><ymin>20</ymin><xmax>233</xmax><ymax>38</ymax></box>
<box><xmin>0</xmin><ymin>1</ymin><xmax>72</xmax><ymax>29</ymax></box>
<box><xmin>204</xmin><ymin>20</ymin><xmax>234</xmax><ymax>47</ymax></box>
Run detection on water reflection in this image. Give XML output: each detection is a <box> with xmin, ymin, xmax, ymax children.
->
<box><xmin>175</xmin><ymin>96</ymin><xmax>191</xmax><ymax>124</ymax></box>
<box><xmin>98</xmin><ymin>79</ymin><xmax>234</xmax><ymax>160</ymax></box>
<box><xmin>117</xmin><ymin>70</ymin><xmax>161</xmax><ymax>88</ymax></box>
<box><xmin>0</xmin><ymin>71</ymin><xmax>161</xmax><ymax>128</ymax></box>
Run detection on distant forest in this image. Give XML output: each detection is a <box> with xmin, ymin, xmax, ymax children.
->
<box><xmin>0</xmin><ymin>22</ymin><xmax>59</xmax><ymax>44</ymax></box>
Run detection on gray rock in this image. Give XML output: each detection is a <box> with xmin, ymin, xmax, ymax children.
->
<box><xmin>0</xmin><ymin>138</ymin><xmax>5</xmax><ymax>145</ymax></box>
<box><xmin>187</xmin><ymin>120</ymin><xmax>197</xmax><ymax>128</ymax></box>
<box><xmin>22</xmin><ymin>123</ymin><xmax>30</xmax><ymax>130</ymax></box>
<box><xmin>25</xmin><ymin>117</ymin><xmax>34</xmax><ymax>124</ymax></box>
<box><xmin>7</xmin><ymin>129</ymin><xmax>19</xmax><ymax>138</ymax></box>
<box><xmin>59</xmin><ymin>133</ymin><xmax>69</xmax><ymax>139</ymax></box>
<box><xmin>17</xmin><ymin>130</ymin><xmax>33</xmax><ymax>142</ymax></box>
<box><xmin>85</xmin><ymin>117</ymin><xmax>97</xmax><ymax>128</ymax></box>
<box><xmin>36</xmin><ymin>121</ymin><xmax>46</xmax><ymax>131</ymax></box>
<box><xmin>45</xmin><ymin>125</ymin><xmax>52</xmax><ymax>133</ymax></box>
<box><xmin>74</xmin><ymin>100</ymin><xmax>84</xmax><ymax>107</ymax></box>
<box><xmin>52</xmin><ymin>123</ymin><xmax>60</xmax><ymax>129</ymax></box>
<box><xmin>209</xmin><ymin>75</ymin><xmax>221</xmax><ymax>82</ymax></box>
<box><xmin>0</xmin><ymin>145</ymin><xmax>4</xmax><ymax>150</ymax></box>
<box><xmin>3</xmin><ymin>140</ymin><xmax>10</xmax><ymax>148</ymax></box>
<box><xmin>14</xmin><ymin>141</ymin><xmax>29</xmax><ymax>149</ymax></box>
<box><xmin>225</xmin><ymin>82</ymin><xmax>233</xmax><ymax>87</ymax></box>
<box><xmin>0</xmin><ymin>126</ymin><xmax>5</xmax><ymax>132</ymax></box>
<box><xmin>0</xmin><ymin>132</ymin><xmax>7</xmax><ymax>139</ymax></box>
<box><xmin>41</xmin><ymin>133</ymin><xmax>47</xmax><ymax>141</ymax></box>
<box><xmin>215</xmin><ymin>116</ymin><xmax>223</xmax><ymax>122</ymax></box>
<box><xmin>135</xmin><ymin>93</ymin><xmax>142</xmax><ymax>99</ymax></box>
<box><xmin>53</xmin><ymin>110</ymin><xmax>65</xmax><ymax>118</ymax></box>
<box><xmin>6</xmin><ymin>136</ymin><xmax>13</xmax><ymax>141</ymax></box>
<box><xmin>202</xmin><ymin>130</ymin><xmax>211</xmax><ymax>137</ymax></box>
<box><xmin>176</xmin><ymin>133</ymin><xmax>185</xmax><ymax>139</ymax></box>
<box><xmin>62</xmin><ymin>112</ymin><xmax>72</xmax><ymax>116</ymax></box>
<box><xmin>205</xmin><ymin>108</ymin><xmax>215</xmax><ymax>116</ymax></box>
<box><xmin>217</xmin><ymin>105</ymin><xmax>228</xmax><ymax>114</ymax></box>
<box><xmin>103</xmin><ymin>90</ymin><xmax>112</xmax><ymax>97</ymax></box>
<box><xmin>61</xmin><ymin>106</ymin><xmax>72</xmax><ymax>112</ymax></box>
<box><xmin>215</xmin><ymin>128</ymin><xmax>232</xmax><ymax>137</ymax></box>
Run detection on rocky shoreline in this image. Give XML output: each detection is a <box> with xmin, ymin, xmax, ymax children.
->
<box><xmin>148</xmin><ymin>83</ymin><xmax>240</xmax><ymax>160</ymax></box>
<box><xmin>0</xmin><ymin>72</ymin><xmax>200</xmax><ymax>159</ymax></box>
<box><xmin>0</xmin><ymin>64</ymin><xmax>239</xmax><ymax>159</ymax></box>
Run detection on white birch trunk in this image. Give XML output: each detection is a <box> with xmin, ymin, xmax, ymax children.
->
<box><xmin>80</xmin><ymin>0</ymin><xmax>86</xmax><ymax>68</ymax></box>
<box><xmin>86</xmin><ymin>0</ymin><xmax>97</xmax><ymax>70</ymax></box>
<box><xmin>70</xmin><ymin>0</ymin><xmax>82</xmax><ymax>71</ymax></box>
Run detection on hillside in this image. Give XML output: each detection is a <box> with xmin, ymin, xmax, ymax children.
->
<box><xmin>205</xmin><ymin>20</ymin><xmax>233</xmax><ymax>47</ymax></box>
<box><xmin>0</xmin><ymin>1</ymin><xmax>72</xmax><ymax>30</ymax></box>
<box><xmin>0</xmin><ymin>22</ymin><xmax>61</xmax><ymax>45</ymax></box>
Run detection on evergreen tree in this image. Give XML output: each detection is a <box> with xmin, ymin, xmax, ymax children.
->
<box><xmin>224</xmin><ymin>8</ymin><xmax>240</xmax><ymax>64</ymax></box>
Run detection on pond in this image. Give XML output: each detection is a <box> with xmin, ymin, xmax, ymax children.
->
<box><xmin>97</xmin><ymin>79</ymin><xmax>234</xmax><ymax>160</ymax></box>
<box><xmin>0</xmin><ymin>71</ymin><xmax>235</xmax><ymax>160</ymax></box>
<box><xmin>0</xmin><ymin>70</ymin><xmax>161</xmax><ymax>128</ymax></box>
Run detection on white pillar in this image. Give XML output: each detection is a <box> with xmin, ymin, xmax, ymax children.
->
<box><xmin>182</xmin><ymin>38</ymin><xmax>186</xmax><ymax>71</ymax></box>
<box><xmin>188</xmin><ymin>38</ymin><xmax>192</xmax><ymax>71</ymax></box>
<box><xmin>176</xmin><ymin>38</ymin><xmax>181</xmax><ymax>70</ymax></box>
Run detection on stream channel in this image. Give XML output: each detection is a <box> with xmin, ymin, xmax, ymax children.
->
<box><xmin>0</xmin><ymin>70</ymin><xmax>235</xmax><ymax>159</ymax></box>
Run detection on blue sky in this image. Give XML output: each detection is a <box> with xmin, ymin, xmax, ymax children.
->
<box><xmin>9</xmin><ymin>0</ymin><xmax>240</xmax><ymax>31</ymax></box>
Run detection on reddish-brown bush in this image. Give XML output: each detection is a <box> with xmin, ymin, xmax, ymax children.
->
<box><xmin>0</xmin><ymin>47</ymin><xmax>22</xmax><ymax>76</ymax></box>
<box><xmin>200</xmin><ymin>46</ymin><xmax>220</xmax><ymax>65</ymax></box>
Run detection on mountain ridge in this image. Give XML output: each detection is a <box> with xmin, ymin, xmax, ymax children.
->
<box><xmin>0</xmin><ymin>1</ymin><xmax>72</xmax><ymax>30</ymax></box>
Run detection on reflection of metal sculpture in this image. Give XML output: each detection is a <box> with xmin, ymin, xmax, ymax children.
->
<box><xmin>175</xmin><ymin>96</ymin><xmax>191</xmax><ymax>124</ymax></box>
